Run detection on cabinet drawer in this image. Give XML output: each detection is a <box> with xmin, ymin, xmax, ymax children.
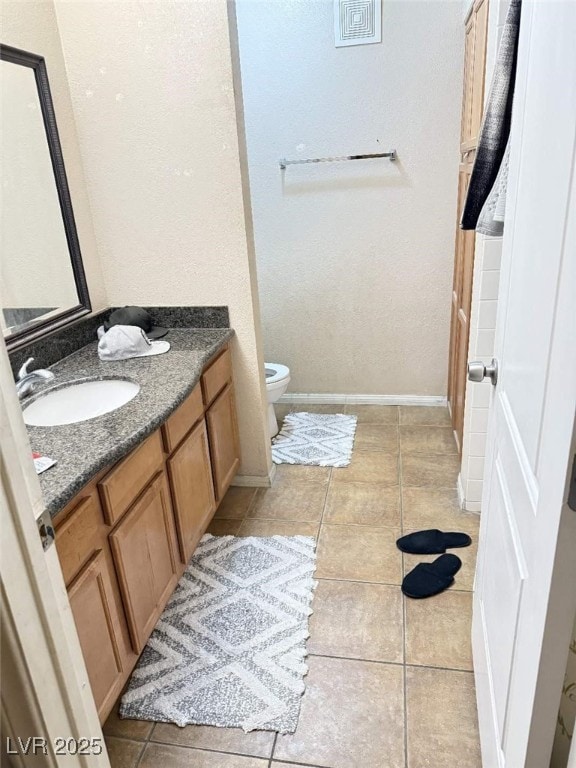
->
<box><xmin>201</xmin><ymin>346</ymin><xmax>231</xmax><ymax>407</ymax></box>
<box><xmin>109</xmin><ymin>472</ymin><xmax>179</xmax><ymax>653</ymax></box>
<box><xmin>162</xmin><ymin>383</ymin><xmax>204</xmax><ymax>454</ymax></box>
<box><xmin>98</xmin><ymin>430</ymin><xmax>164</xmax><ymax>526</ymax></box>
<box><xmin>56</xmin><ymin>491</ymin><xmax>105</xmax><ymax>586</ymax></box>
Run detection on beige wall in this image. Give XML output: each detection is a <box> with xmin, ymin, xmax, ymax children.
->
<box><xmin>1</xmin><ymin>0</ymin><xmax>108</xmax><ymax>316</ymax></box>
<box><xmin>236</xmin><ymin>0</ymin><xmax>463</xmax><ymax>396</ymax></box>
<box><xmin>54</xmin><ymin>0</ymin><xmax>271</xmax><ymax>479</ymax></box>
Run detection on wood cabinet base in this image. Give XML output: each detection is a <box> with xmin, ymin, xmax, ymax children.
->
<box><xmin>54</xmin><ymin>343</ymin><xmax>240</xmax><ymax>723</ymax></box>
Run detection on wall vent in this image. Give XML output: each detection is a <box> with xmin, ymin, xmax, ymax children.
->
<box><xmin>334</xmin><ymin>0</ymin><xmax>382</xmax><ymax>47</ymax></box>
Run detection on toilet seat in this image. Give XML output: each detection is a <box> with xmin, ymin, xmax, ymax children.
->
<box><xmin>264</xmin><ymin>363</ymin><xmax>290</xmax><ymax>385</ymax></box>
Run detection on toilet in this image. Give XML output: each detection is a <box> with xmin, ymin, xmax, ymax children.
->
<box><xmin>264</xmin><ymin>362</ymin><xmax>290</xmax><ymax>437</ymax></box>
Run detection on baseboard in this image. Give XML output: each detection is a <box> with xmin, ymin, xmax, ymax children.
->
<box><xmin>232</xmin><ymin>463</ymin><xmax>276</xmax><ymax>488</ymax></box>
<box><xmin>457</xmin><ymin>473</ymin><xmax>483</xmax><ymax>513</ymax></box>
<box><xmin>279</xmin><ymin>393</ymin><xmax>447</xmax><ymax>407</ymax></box>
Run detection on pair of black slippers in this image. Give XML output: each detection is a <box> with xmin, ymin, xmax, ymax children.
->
<box><xmin>396</xmin><ymin>529</ymin><xmax>472</xmax><ymax>598</ymax></box>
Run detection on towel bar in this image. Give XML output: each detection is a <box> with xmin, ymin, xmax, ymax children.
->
<box><xmin>279</xmin><ymin>150</ymin><xmax>396</xmax><ymax>170</ymax></box>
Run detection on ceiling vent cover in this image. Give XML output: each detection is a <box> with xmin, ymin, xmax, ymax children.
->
<box><xmin>334</xmin><ymin>0</ymin><xmax>382</xmax><ymax>47</ymax></box>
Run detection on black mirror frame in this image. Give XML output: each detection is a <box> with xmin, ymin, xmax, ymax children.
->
<box><xmin>1</xmin><ymin>43</ymin><xmax>91</xmax><ymax>351</ymax></box>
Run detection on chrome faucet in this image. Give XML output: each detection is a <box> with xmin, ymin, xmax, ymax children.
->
<box><xmin>15</xmin><ymin>357</ymin><xmax>55</xmax><ymax>400</ymax></box>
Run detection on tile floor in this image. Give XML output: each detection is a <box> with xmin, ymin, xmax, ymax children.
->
<box><xmin>104</xmin><ymin>405</ymin><xmax>482</xmax><ymax>768</ymax></box>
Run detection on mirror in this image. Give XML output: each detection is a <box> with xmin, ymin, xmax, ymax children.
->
<box><xmin>0</xmin><ymin>44</ymin><xmax>90</xmax><ymax>348</ymax></box>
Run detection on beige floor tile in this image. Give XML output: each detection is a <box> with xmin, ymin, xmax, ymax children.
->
<box><xmin>316</xmin><ymin>524</ymin><xmax>402</xmax><ymax>584</ymax></box>
<box><xmin>140</xmin><ymin>743</ymin><xmax>268</xmax><ymax>767</ymax></box>
<box><xmin>206</xmin><ymin>519</ymin><xmax>242</xmax><ymax>536</ymax></box>
<box><xmin>345</xmin><ymin>404</ymin><xmax>399</xmax><ymax>424</ymax></box>
<box><xmin>105</xmin><ymin>737</ymin><xmax>145</xmax><ymax>768</ymax></box>
<box><xmin>405</xmin><ymin>589</ymin><xmax>473</xmax><ymax>670</ymax></box>
<box><xmin>323</xmin><ymin>482</ymin><xmax>401</xmax><ymax>527</ymax></box>
<box><xmin>401</xmin><ymin>454</ymin><xmax>460</xmax><ymax>488</ymax></box>
<box><xmin>402</xmin><ymin>533</ymin><xmax>478</xmax><ymax>591</ymax></box>
<box><xmin>274</xmin><ymin>463</ymin><xmax>331</xmax><ymax>485</ymax></box>
<box><xmin>274</xmin><ymin>656</ymin><xmax>404</xmax><ymax>768</ymax></box>
<box><xmin>406</xmin><ymin>666</ymin><xmax>481</xmax><ymax>767</ymax></box>
<box><xmin>309</xmin><ymin>580</ymin><xmax>403</xmax><ymax>662</ymax></box>
<box><xmin>293</xmin><ymin>404</ymin><xmax>347</xmax><ymax>414</ymax></box>
<box><xmin>354</xmin><ymin>424</ymin><xmax>399</xmax><ymax>453</ymax></box>
<box><xmin>272</xmin><ymin>763</ymin><xmax>324</xmax><ymax>768</ymax></box>
<box><xmin>150</xmin><ymin>722</ymin><xmax>274</xmax><ymax>758</ymax></box>
<box><xmin>399</xmin><ymin>406</ymin><xmax>451</xmax><ymax>426</ymax></box>
<box><xmin>400</xmin><ymin>426</ymin><xmax>458</xmax><ymax>455</ymax></box>
<box><xmin>401</xmin><ymin>487</ymin><xmax>480</xmax><ymax>533</ymax></box>
<box><xmin>332</xmin><ymin>452</ymin><xmax>399</xmax><ymax>485</ymax></box>
<box><xmin>248</xmin><ymin>482</ymin><xmax>327</xmax><ymax>522</ymax></box>
<box><xmin>214</xmin><ymin>487</ymin><xmax>257</xmax><ymax>519</ymax></box>
<box><xmin>103</xmin><ymin>703</ymin><xmax>154</xmax><ymax>740</ymax></box>
<box><xmin>239</xmin><ymin>519</ymin><xmax>319</xmax><ymax>538</ymax></box>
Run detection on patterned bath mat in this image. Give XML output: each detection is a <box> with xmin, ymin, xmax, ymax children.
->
<box><xmin>120</xmin><ymin>534</ymin><xmax>317</xmax><ymax>733</ymax></box>
<box><xmin>271</xmin><ymin>411</ymin><xmax>357</xmax><ymax>467</ymax></box>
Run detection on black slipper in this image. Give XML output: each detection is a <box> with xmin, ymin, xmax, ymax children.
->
<box><xmin>396</xmin><ymin>529</ymin><xmax>472</xmax><ymax>555</ymax></box>
<box><xmin>402</xmin><ymin>554</ymin><xmax>462</xmax><ymax>598</ymax></box>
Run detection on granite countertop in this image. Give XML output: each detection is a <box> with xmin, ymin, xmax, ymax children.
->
<box><xmin>25</xmin><ymin>328</ymin><xmax>234</xmax><ymax>517</ymax></box>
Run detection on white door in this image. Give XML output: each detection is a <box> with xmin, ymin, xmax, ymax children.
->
<box><xmin>0</xmin><ymin>338</ymin><xmax>110</xmax><ymax>764</ymax></box>
<box><xmin>472</xmin><ymin>2</ymin><xmax>576</xmax><ymax>767</ymax></box>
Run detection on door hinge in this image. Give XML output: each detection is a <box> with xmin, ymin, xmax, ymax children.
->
<box><xmin>37</xmin><ymin>509</ymin><xmax>55</xmax><ymax>551</ymax></box>
<box><xmin>569</xmin><ymin>455</ymin><xmax>576</xmax><ymax>513</ymax></box>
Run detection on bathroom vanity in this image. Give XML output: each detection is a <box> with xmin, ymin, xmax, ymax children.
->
<box><xmin>0</xmin><ymin>41</ymin><xmax>247</xmax><ymax>728</ymax></box>
<box><xmin>46</xmin><ymin>340</ymin><xmax>240</xmax><ymax>723</ymax></box>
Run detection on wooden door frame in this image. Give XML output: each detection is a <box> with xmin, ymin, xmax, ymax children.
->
<box><xmin>0</xmin><ymin>334</ymin><xmax>110</xmax><ymax>767</ymax></box>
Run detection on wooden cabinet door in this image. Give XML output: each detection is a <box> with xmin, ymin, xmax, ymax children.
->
<box><xmin>448</xmin><ymin>0</ymin><xmax>489</xmax><ymax>451</ymax></box>
<box><xmin>448</xmin><ymin>162</ymin><xmax>474</xmax><ymax>451</ymax></box>
<box><xmin>110</xmin><ymin>472</ymin><xmax>179</xmax><ymax>653</ymax></box>
<box><xmin>469</xmin><ymin>0</ymin><xmax>489</xmax><ymax>148</ymax></box>
<box><xmin>167</xmin><ymin>419</ymin><xmax>216</xmax><ymax>564</ymax></box>
<box><xmin>460</xmin><ymin>11</ymin><xmax>476</xmax><ymax>147</ymax></box>
<box><xmin>206</xmin><ymin>383</ymin><xmax>240</xmax><ymax>502</ymax></box>
<box><xmin>67</xmin><ymin>550</ymin><xmax>126</xmax><ymax>721</ymax></box>
<box><xmin>460</xmin><ymin>0</ymin><xmax>489</xmax><ymax>151</ymax></box>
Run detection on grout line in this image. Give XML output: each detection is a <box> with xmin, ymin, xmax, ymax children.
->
<box><xmin>267</xmin><ymin>757</ymin><xmax>325</xmax><ymax>768</ymax></box>
<box><xmin>314</xmin><ymin>576</ymin><xmax>403</xmax><ymax>588</ymax></box>
<box><xmin>314</xmin><ymin>576</ymin><xmax>474</xmax><ymax>595</ymax></box>
<box><xmin>307</xmin><ymin>653</ymin><xmax>474</xmax><ymax>675</ymax></box>
<box><xmin>146</xmin><ymin>738</ymin><xmax>274</xmax><ymax>761</ymax></box>
<box><xmin>309</xmin><ymin>652</ymin><xmax>404</xmax><ymax>666</ymax></box>
<box><xmin>404</xmin><ymin>662</ymin><xmax>475</xmax><ymax>674</ymax></box>
<box><xmin>103</xmin><ymin>733</ymin><xmax>148</xmax><ymax>745</ymax></box>
<box><xmin>134</xmin><ymin>739</ymin><xmax>147</xmax><ymax>768</ymax></box>
<box><xmin>399</xmin><ymin>448</ymin><xmax>409</xmax><ymax>768</ymax></box>
<box><xmin>268</xmin><ymin>732</ymin><xmax>278</xmax><ymax>767</ymax></box>
<box><xmin>267</xmin><ymin>759</ymin><xmax>325</xmax><ymax>768</ymax></box>
<box><xmin>316</xmin><ymin>466</ymin><xmax>332</xmax><ymax>541</ymax></box>
<box><xmin>402</xmin><ymin>594</ymin><xmax>409</xmax><ymax>768</ymax></box>
<box><xmin>311</xmin><ymin>519</ymin><xmax>402</xmax><ymax>530</ymax></box>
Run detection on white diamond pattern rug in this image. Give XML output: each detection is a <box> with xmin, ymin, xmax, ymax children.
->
<box><xmin>271</xmin><ymin>411</ymin><xmax>357</xmax><ymax>467</ymax></box>
<box><xmin>119</xmin><ymin>534</ymin><xmax>317</xmax><ymax>733</ymax></box>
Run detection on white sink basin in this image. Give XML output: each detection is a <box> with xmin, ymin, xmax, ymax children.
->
<box><xmin>23</xmin><ymin>379</ymin><xmax>140</xmax><ymax>427</ymax></box>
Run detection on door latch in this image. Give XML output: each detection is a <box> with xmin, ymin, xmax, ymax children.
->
<box><xmin>37</xmin><ymin>509</ymin><xmax>55</xmax><ymax>551</ymax></box>
<box><xmin>468</xmin><ymin>358</ymin><xmax>498</xmax><ymax>385</ymax></box>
